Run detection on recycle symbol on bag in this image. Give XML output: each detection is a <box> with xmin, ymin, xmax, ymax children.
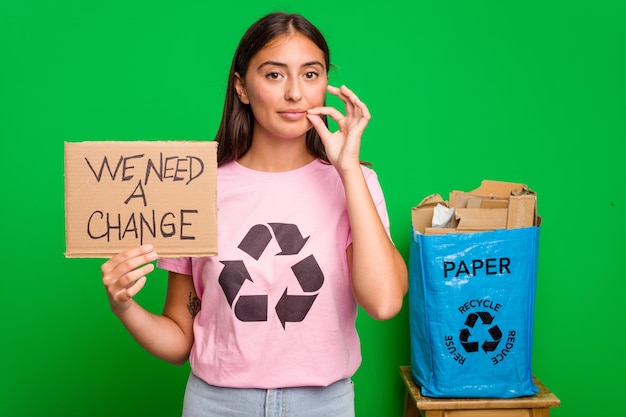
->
<box><xmin>218</xmin><ymin>223</ymin><xmax>324</xmax><ymax>329</ymax></box>
<box><xmin>459</xmin><ymin>312</ymin><xmax>502</xmax><ymax>353</ymax></box>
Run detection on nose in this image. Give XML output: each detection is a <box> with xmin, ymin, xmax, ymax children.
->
<box><xmin>284</xmin><ymin>79</ymin><xmax>303</xmax><ymax>102</ymax></box>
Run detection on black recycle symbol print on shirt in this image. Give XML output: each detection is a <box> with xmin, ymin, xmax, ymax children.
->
<box><xmin>218</xmin><ymin>223</ymin><xmax>324</xmax><ymax>329</ymax></box>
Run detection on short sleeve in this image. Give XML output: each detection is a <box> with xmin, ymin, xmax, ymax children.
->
<box><xmin>156</xmin><ymin>257</ymin><xmax>193</xmax><ymax>275</ymax></box>
<box><xmin>363</xmin><ymin>166</ymin><xmax>392</xmax><ymax>236</ymax></box>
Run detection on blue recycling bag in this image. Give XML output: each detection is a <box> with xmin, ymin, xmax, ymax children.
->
<box><xmin>408</xmin><ymin>226</ymin><xmax>540</xmax><ymax>398</ymax></box>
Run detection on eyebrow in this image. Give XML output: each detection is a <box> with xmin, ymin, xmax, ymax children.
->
<box><xmin>257</xmin><ymin>60</ymin><xmax>325</xmax><ymax>71</ymax></box>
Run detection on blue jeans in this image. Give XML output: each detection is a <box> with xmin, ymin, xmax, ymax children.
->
<box><xmin>182</xmin><ymin>372</ymin><xmax>355</xmax><ymax>417</ymax></box>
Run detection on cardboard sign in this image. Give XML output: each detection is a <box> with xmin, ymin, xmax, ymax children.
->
<box><xmin>64</xmin><ymin>141</ymin><xmax>218</xmax><ymax>258</ymax></box>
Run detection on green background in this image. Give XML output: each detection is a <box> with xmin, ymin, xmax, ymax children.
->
<box><xmin>1</xmin><ymin>1</ymin><xmax>624</xmax><ymax>416</ymax></box>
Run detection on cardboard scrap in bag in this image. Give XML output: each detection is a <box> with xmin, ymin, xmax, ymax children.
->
<box><xmin>412</xmin><ymin>180</ymin><xmax>539</xmax><ymax>235</ymax></box>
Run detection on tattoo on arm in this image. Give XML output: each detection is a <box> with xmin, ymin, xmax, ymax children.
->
<box><xmin>187</xmin><ymin>292</ymin><xmax>201</xmax><ymax>317</ymax></box>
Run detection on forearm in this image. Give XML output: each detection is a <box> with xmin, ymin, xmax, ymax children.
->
<box><xmin>341</xmin><ymin>169</ymin><xmax>408</xmax><ymax>320</ymax></box>
<box><xmin>113</xmin><ymin>300</ymin><xmax>193</xmax><ymax>365</ymax></box>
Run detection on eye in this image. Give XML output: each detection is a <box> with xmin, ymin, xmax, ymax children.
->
<box><xmin>266</xmin><ymin>72</ymin><xmax>283</xmax><ymax>80</ymax></box>
<box><xmin>304</xmin><ymin>71</ymin><xmax>319</xmax><ymax>80</ymax></box>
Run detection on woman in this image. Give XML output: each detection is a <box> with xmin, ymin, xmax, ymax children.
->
<box><xmin>102</xmin><ymin>12</ymin><xmax>407</xmax><ymax>417</ymax></box>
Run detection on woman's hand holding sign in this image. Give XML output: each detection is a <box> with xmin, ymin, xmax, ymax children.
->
<box><xmin>101</xmin><ymin>244</ymin><xmax>156</xmax><ymax>313</ymax></box>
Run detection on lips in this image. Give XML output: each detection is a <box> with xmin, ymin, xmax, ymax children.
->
<box><xmin>278</xmin><ymin>109</ymin><xmax>307</xmax><ymax>121</ymax></box>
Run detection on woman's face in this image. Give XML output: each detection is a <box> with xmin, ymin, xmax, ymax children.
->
<box><xmin>236</xmin><ymin>32</ymin><xmax>328</xmax><ymax>142</ymax></box>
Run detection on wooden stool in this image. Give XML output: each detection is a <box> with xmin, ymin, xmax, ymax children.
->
<box><xmin>399</xmin><ymin>366</ymin><xmax>560</xmax><ymax>417</ymax></box>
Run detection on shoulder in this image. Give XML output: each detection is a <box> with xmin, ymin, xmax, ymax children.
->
<box><xmin>217</xmin><ymin>160</ymin><xmax>237</xmax><ymax>173</ymax></box>
<box><xmin>360</xmin><ymin>163</ymin><xmax>377</xmax><ymax>177</ymax></box>
<box><xmin>359</xmin><ymin>164</ymin><xmax>382</xmax><ymax>187</ymax></box>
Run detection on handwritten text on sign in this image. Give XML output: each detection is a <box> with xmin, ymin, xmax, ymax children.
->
<box><xmin>64</xmin><ymin>141</ymin><xmax>217</xmax><ymax>258</ymax></box>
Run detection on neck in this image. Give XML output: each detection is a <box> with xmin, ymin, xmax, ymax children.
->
<box><xmin>237</xmin><ymin>134</ymin><xmax>315</xmax><ymax>172</ymax></box>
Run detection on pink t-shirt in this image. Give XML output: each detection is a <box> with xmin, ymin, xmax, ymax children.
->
<box><xmin>157</xmin><ymin>159</ymin><xmax>391</xmax><ymax>389</ymax></box>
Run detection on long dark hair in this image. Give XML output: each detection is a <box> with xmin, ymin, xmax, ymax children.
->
<box><xmin>214</xmin><ymin>12</ymin><xmax>331</xmax><ymax>166</ymax></box>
